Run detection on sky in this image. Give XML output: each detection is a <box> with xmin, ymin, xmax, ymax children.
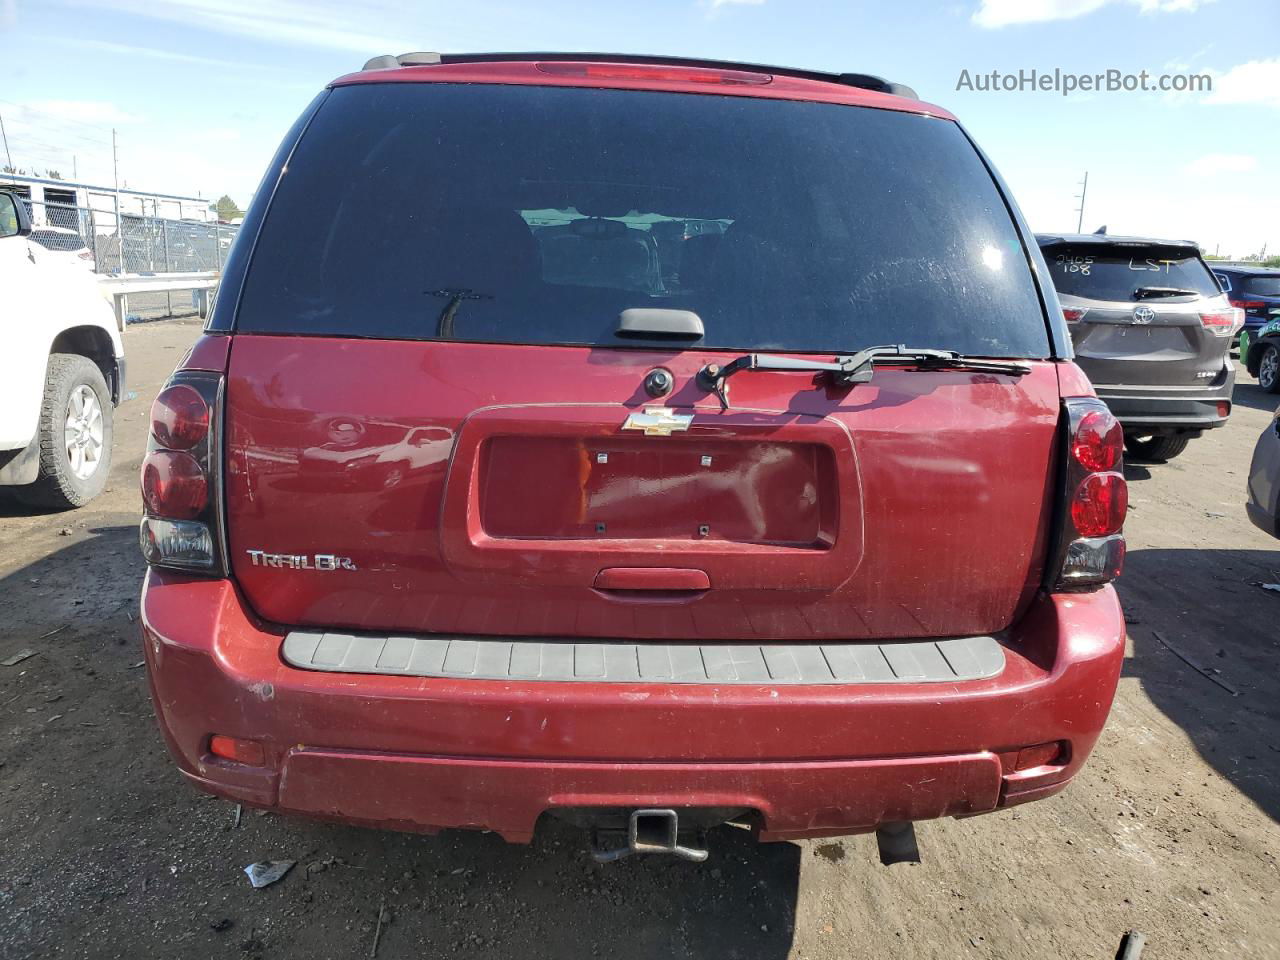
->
<box><xmin>0</xmin><ymin>0</ymin><xmax>1277</xmax><ymax>256</ymax></box>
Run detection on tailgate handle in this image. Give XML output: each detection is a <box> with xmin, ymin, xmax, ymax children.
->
<box><xmin>593</xmin><ymin>568</ymin><xmax>711</xmax><ymax>592</ymax></box>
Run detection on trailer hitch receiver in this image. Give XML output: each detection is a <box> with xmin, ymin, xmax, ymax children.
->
<box><xmin>591</xmin><ymin>809</ymin><xmax>710</xmax><ymax>863</ymax></box>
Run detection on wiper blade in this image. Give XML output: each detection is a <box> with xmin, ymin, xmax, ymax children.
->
<box><xmin>696</xmin><ymin>345</ymin><xmax>1032</xmax><ymax>410</ymax></box>
<box><xmin>1134</xmin><ymin>286</ymin><xmax>1199</xmax><ymax>300</ymax></box>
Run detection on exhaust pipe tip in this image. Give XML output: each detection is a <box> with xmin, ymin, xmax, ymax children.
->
<box><xmin>876</xmin><ymin>822</ymin><xmax>921</xmax><ymax>866</ymax></box>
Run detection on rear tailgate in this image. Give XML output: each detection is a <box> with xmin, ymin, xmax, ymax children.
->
<box><xmin>224</xmin><ymin>338</ymin><xmax>1060</xmax><ymax>640</ymax></box>
<box><xmin>219</xmin><ymin>77</ymin><xmax>1062</xmax><ymax>643</ymax></box>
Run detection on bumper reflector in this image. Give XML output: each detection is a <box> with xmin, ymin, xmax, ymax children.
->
<box><xmin>209</xmin><ymin>735</ymin><xmax>266</xmax><ymax>767</ymax></box>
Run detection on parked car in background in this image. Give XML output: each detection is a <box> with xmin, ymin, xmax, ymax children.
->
<box><xmin>1240</xmin><ymin>314</ymin><xmax>1280</xmax><ymax>394</ymax></box>
<box><xmin>1210</xmin><ymin>265</ymin><xmax>1280</xmax><ymax>349</ymax></box>
<box><xmin>139</xmin><ymin>53</ymin><xmax>1128</xmax><ymax>862</ymax></box>
<box><xmin>28</xmin><ymin>225</ymin><xmax>96</xmax><ymax>274</ymax></box>
<box><xmin>1246</xmin><ymin>405</ymin><xmax>1280</xmax><ymax>538</ymax></box>
<box><xmin>1036</xmin><ymin>233</ymin><xmax>1243</xmax><ymax>462</ymax></box>
<box><xmin>0</xmin><ymin>192</ymin><xmax>124</xmax><ymax>508</ymax></box>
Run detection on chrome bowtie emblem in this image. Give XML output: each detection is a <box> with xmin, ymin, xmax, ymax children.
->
<box><xmin>1132</xmin><ymin>306</ymin><xmax>1156</xmax><ymax>324</ymax></box>
<box><xmin>621</xmin><ymin>406</ymin><xmax>693</xmax><ymax>437</ymax></box>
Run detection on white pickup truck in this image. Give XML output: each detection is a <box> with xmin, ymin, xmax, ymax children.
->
<box><xmin>0</xmin><ymin>190</ymin><xmax>125</xmax><ymax>509</ymax></box>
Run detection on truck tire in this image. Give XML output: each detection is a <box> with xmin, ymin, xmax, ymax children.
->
<box><xmin>1124</xmin><ymin>434</ymin><xmax>1189</xmax><ymax>463</ymax></box>
<box><xmin>1258</xmin><ymin>343</ymin><xmax>1280</xmax><ymax>394</ymax></box>
<box><xmin>16</xmin><ymin>354</ymin><xmax>114</xmax><ymax>509</ymax></box>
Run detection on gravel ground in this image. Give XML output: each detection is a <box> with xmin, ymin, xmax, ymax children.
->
<box><xmin>1</xmin><ymin>319</ymin><xmax>1277</xmax><ymax>960</ymax></box>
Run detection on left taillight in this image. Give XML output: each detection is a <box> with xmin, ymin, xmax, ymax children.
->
<box><xmin>1047</xmin><ymin>398</ymin><xmax>1127</xmax><ymax>591</ymax></box>
<box><xmin>139</xmin><ymin>372</ymin><xmax>226</xmax><ymax>574</ymax></box>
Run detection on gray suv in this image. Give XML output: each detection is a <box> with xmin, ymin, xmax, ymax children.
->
<box><xmin>1037</xmin><ymin>234</ymin><xmax>1242</xmax><ymax>462</ymax></box>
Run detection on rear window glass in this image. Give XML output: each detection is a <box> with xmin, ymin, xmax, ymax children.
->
<box><xmin>1042</xmin><ymin>244</ymin><xmax>1219</xmax><ymax>301</ymax></box>
<box><xmin>236</xmin><ymin>83</ymin><xmax>1050</xmax><ymax>357</ymax></box>
<box><xmin>1243</xmin><ymin>276</ymin><xmax>1280</xmax><ymax>298</ymax></box>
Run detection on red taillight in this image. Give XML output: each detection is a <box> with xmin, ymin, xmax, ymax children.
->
<box><xmin>1230</xmin><ymin>299</ymin><xmax>1265</xmax><ymax>310</ymax></box>
<box><xmin>1062</xmin><ymin>307</ymin><xmax>1088</xmax><ymax>323</ymax></box>
<box><xmin>534</xmin><ymin>61</ymin><xmax>772</xmax><ymax>85</ymax></box>
<box><xmin>1200</xmin><ymin>307</ymin><xmax>1244</xmax><ymax>337</ymax></box>
<box><xmin>140</xmin><ymin>370</ymin><xmax>225</xmax><ymax>574</ymax></box>
<box><xmin>209</xmin><ymin>735</ymin><xmax>266</xmax><ymax>767</ymax></box>
<box><xmin>141</xmin><ymin>450</ymin><xmax>208</xmax><ymax>519</ymax></box>
<box><xmin>1049</xmin><ymin>396</ymin><xmax>1127</xmax><ymax>590</ymax></box>
<box><xmin>150</xmin><ymin>384</ymin><xmax>209</xmax><ymax>450</ymax></box>
<box><xmin>1072</xmin><ymin>409</ymin><xmax>1123</xmax><ymax>472</ymax></box>
<box><xmin>1070</xmin><ymin>472</ymin><xmax>1127</xmax><ymax>537</ymax></box>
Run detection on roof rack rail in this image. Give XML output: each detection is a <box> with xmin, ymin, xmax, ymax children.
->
<box><xmin>360</xmin><ymin>51</ymin><xmax>918</xmax><ymax>99</ymax></box>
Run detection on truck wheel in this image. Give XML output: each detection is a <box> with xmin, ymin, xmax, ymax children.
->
<box><xmin>1124</xmin><ymin>434</ymin><xmax>1189</xmax><ymax>463</ymax></box>
<box><xmin>1258</xmin><ymin>343</ymin><xmax>1280</xmax><ymax>394</ymax></box>
<box><xmin>17</xmin><ymin>354</ymin><xmax>114</xmax><ymax>509</ymax></box>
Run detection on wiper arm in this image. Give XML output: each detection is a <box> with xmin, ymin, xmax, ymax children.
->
<box><xmin>696</xmin><ymin>345</ymin><xmax>1032</xmax><ymax>410</ymax></box>
<box><xmin>695</xmin><ymin>354</ymin><xmax>851</xmax><ymax>410</ymax></box>
<box><xmin>1134</xmin><ymin>286</ymin><xmax>1199</xmax><ymax>300</ymax></box>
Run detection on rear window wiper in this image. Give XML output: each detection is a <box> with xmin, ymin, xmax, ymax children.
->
<box><xmin>1134</xmin><ymin>286</ymin><xmax>1200</xmax><ymax>300</ymax></box>
<box><xmin>696</xmin><ymin>345</ymin><xmax>1032</xmax><ymax>410</ymax></box>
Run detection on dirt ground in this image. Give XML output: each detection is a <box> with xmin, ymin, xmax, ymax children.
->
<box><xmin>1</xmin><ymin>319</ymin><xmax>1277</xmax><ymax>960</ymax></box>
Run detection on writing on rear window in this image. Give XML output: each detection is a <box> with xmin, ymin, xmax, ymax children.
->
<box><xmin>1044</xmin><ymin>244</ymin><xmax>1219</xmax><ymax>301</ymax></box>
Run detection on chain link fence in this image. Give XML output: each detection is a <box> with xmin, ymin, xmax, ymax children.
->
<box><xmin>15</xmin><ymin>196</ymin><xmax>239</xmax><ymax>320</ymax></box>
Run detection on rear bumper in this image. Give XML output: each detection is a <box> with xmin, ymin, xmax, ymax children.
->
<box><xmin>141</xmin><ymin>571</ymin><xmax>1126</xmax><ymax>843</ymax></box>
<box><xmin>1094</xmin><ymin>368</ymin><xmax>1235</xmax><ymax>433</ymax></box>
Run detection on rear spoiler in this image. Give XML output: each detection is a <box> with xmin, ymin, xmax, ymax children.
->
<box><xmin>359</xmin><ymin>51</ymin><xmax>919</xmax><ymax>100</ymax></box>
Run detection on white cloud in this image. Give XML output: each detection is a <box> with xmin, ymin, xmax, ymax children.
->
<box><xmin>973</xmin><ymin>0</ymin><xmax>1213</xmax><ymax>28</ymax></box>
<box><xmin>1183</xmin><ymin>153</ymin><xmax>1258</xmax><ymax>176</ymax></box>
<box><xmin>62</xmin><ymin>0</ymin><xmax>407</xmax><ymax>53</ymax></box>
<box><xmin>1203</xmin><ymin>58</ymin><xmax>1280</xmax><ymax>108</ymax></box>
<box><xmin>15</xmin><ymin>100</ymin><xmax>142</xmax><ymax>126</ymax></box>
<box><xmin>59</xmin><ymin>37</ymin><xmax>277</xmax><ymax>71</ymax></box>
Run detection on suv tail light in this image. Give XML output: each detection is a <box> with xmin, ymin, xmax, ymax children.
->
<box><xmin>1047</xmin><ymin>398</ymin><xmax>1127</xmax><ymax>590</ymax></box>
<box><xmin>1229</xmin><ymin>299</ymin><xmax>1265</xmax><ymax>310</ymax></box>
<box><xmin>1061</xmin><ymin>307</ymin><xmax>1088</xmax><ymax>323</ymax></box>
<box><xmin>1200</xmin><ymin>307</ymin><xmax>1245</xmax><ymax>337</ymax></box>
<box><xmin>139</xmin><ymin>372</ymin><xmax>227</xmax><ymax>574</ymax></box>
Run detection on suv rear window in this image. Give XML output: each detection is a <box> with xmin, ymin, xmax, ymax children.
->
<box><xmin>1042</xmin><ymin>243</ymin><xmax>1220</xmax><ymax>301</ymax></box>
<box><xmin>1243</xmin><ymin>276</ymin><xmax>1280</xmax><ymax>298</ymax></box>
<box><xmin>237</xmin><ymin>83</ymin><xmax>1050</xmax><ymax>357</ymax></box>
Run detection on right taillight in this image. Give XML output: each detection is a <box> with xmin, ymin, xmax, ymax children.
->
<box><xmin>1200</xmin><ymin>307</ymin><xmax>1245</xmax><ymax>337</ymax></box>
<box><xmin>1048</xmin><ymin>397</ymin><xmax>1127</xmax><ymax>591</ymax></box>
<box><xmin>139</xmin><ymin>372</ymin><xmax>226</xmax><ymax>574</ymax></box>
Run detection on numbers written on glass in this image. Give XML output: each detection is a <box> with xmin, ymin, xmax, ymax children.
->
<box><xmin>1056</xmin><ymin>254</ymin><xmax>1094</xmax><ymax>276</ymax></box>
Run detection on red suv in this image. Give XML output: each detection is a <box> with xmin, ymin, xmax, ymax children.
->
<box><xmin>139</xmin><ymin>53</ymin><xmax>1127</xmax><ymax>861</ymax></box>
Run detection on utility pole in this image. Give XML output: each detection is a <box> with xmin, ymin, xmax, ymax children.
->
<box><xmin>112</xmin><ymin>128</ymin><xmax>124</xmax><ymax>275</ymax></box>
<box><xmin>0</xmin><ymin>111</ymin><xmax>12</xmax><ymax>173</ymax></box>
<box><xmin>1074</xmin><ymin>171</ymin><xmax>1089</xmax><ymax>233</ymax></box>
<box><xmin>73</xmin><ymin>155</ymin><xmax>77</xmax><ymax>181</ymax></box>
